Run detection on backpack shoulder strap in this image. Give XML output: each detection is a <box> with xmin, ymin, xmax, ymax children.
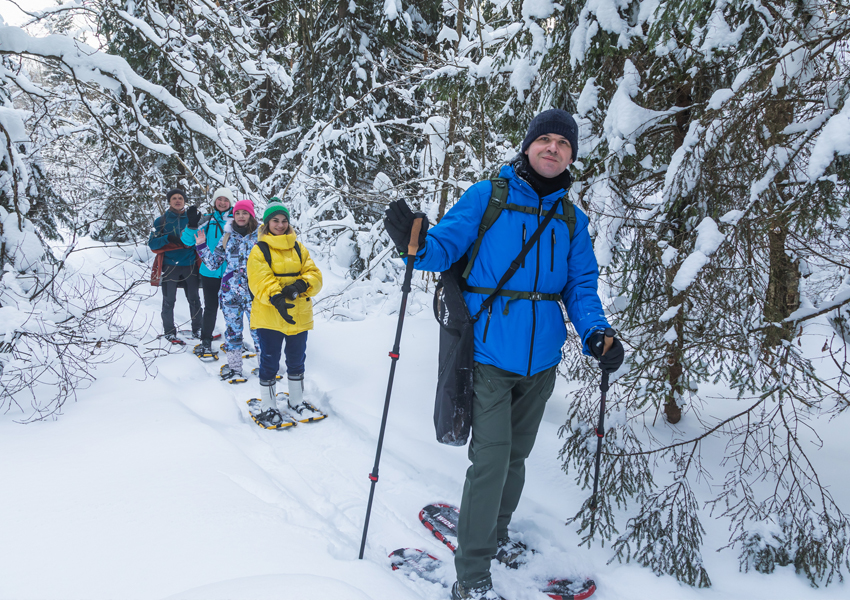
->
<box><xmin>258</xmin><ymin>240</ymin><xmax>273</xmax><ymax>268</ymax></box>
<box><xmin>562</xmin><ymin>196</ymin><xmax>576</xmax><ymax>242</ymax></box>
<box><xmin>462</xmin><ymin>178</ymin><xmax>508</xmax><ymax>280</ymax></box>
<box><xmin>257</xmin><ymin>240</ymin><xmax>303</xmax><ymax>278</ymax></box>
<box><xmin>293</xmin><ymin>240</ymin><xmax>302</xmax><ymax>263</ymax></box>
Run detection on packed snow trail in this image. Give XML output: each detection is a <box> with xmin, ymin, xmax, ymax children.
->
<box><xmin>3</xmin><ymin>246</ymin><xmax>848</xmax><ymax>599</ymax></box>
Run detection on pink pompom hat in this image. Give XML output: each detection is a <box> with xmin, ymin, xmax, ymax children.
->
<box><xmin>232</xmin><ymin>199</ymin><xmax>256</xmax><ymax>218</ymax></box>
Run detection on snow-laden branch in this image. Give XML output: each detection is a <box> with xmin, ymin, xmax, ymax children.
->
<box><xmin>0</xmin><ymin>26</ymin><xmax>245</xmax><ymax>161</ymax></box>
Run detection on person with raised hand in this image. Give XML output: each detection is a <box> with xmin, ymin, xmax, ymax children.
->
<box><xmin>182</xmin><ymin>187</ymin><xmax>234</xmax><ymax>354</ymax></box>
<box><xmin>148</xmin><ymin>188</ymin><xmax>202</xmax><ymax>344</ymax></box>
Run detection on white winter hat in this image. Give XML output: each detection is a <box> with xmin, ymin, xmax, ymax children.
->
<box><xmin>211</xmin><ymin>187</ymin><xmax>235</xmax><ymax>206</ymax></box>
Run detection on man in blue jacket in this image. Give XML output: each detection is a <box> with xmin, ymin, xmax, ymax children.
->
<box><xmin>384</xmin><ymin>110</ymin><xmax>624</xmax><ymax>600</ymax></box>
<box><xmin>148</xmin><ymin>188</ymin><xmax>202</xmax><ymax>344</ymax></box>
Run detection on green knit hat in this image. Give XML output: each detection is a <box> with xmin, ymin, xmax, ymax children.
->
<box><xmin>263</xmin><ymin>198</ymin><xmax>291</xmax><ymax>224</ymax></box>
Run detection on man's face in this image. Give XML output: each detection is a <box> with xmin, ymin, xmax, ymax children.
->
<box><xmin>214</xmin><ymin>196</ymin><xmax>231</xmax><ymax>212</ymax></box>
<box><xmin>169</xmin><ymin>193</ymin><xmax>185</xmax><ymax>211</ymax></box>
<box><xmin>524</xmin><ymin>134</ymin><xmax>574</xmax><ymax>178</ymax></box>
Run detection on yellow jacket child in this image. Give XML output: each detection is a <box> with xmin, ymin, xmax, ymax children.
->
<box><xmin>248</xmin><ymin>226</ymin><xmax>322</xmax><ymax>334</ymax></box>
<box><xmin>247</xmin><ymin>200</ymin><xmax>323</xmax><ymax>425</ymax></box>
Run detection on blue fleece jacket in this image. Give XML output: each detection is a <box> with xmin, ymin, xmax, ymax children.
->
<box><xmin>148</xmin><ymin>209</ymin><xmax>196</xmax><ymax>266</ymax></box>
<box><xmin>414</xmin><ymin>164</ymin><xmax>610</xmax><ymax>376</ymax></box>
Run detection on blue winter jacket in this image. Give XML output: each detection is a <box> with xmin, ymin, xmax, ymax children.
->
<box><xmin>148</xmin><ymin>209</ymin><xmax>196</xmax><ymax>266</ymax></box>
<box><xmin>414</xmin><ymin>164</ymin><xmax>610</xmax><ymax>376</ymax></box>
<box><xmin>181</xmin><ymin>209</ymin><xmax>231</xmax><ymax>278</ymax></box>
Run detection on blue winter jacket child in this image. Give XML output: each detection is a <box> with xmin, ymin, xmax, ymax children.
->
<box><xmin>413</xmin><ymin>163</ymin><xmax>610</xmax><ymax>377</ymax></box>
<box><xmin>148</xmin><ymin>209</ymin><xmax>196</xmax><ymax>266</ymax></box>
<box><xmin>182</xmin><ymin>209</ymin><xmax>232</xmax><ymax>278</ymax></box>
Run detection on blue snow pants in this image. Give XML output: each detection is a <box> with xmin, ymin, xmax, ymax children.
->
<box><xmin>255</xmin><ymin>329</ymin><xmax>308</xmax><ymax>381</ymax></box>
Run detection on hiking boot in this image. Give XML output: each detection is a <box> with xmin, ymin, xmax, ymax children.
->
<box><xmin>451</xmin><ymin>581</ymin><xmax>504</xmax><ymax>600</ymax></box>
<box><xmin>191</xmin><ymin>329</ymin><xmax>202</xmax><ymax>339</ymax></box>
<box><xmin>495</xmin><ymin>537</ymin><xmax>532</xmax><ymax>569</ymax></box>
<box><xmin>194</xmin><ymin>341</ymin><xmax>213</xmax><ymax>356</ymax></box>
<box><xmin>164</xmin><ymin>333</ymin><xmax>184</xmax><ymax>345</ymax></box>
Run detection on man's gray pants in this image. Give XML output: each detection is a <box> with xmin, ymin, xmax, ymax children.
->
<box><xmin>454</xmin><ymin>362</ymin><xmax>557</xmax><ymax>588</ymax></box>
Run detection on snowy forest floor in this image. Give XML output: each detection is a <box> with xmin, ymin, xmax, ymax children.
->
<box><xmin>1</xmin><ymin>242</ymin><xmax>848</xmax><ymax>600</ymax></box>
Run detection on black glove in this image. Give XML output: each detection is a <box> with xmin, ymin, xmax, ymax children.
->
<box><xmin>186</xmin><ymin>205</ymin><xmax>201</xmax><ymax>228</ymax></box>
<box><xmin>269</xmin><ymin>293</ymin><xmax>295</xmax><ymax>325</ymax></box>
<box><xmin>383</xmin><ymin>200</ymin><xmax>429</xmax><ymax>256</ymax></box>
<box><xmin>588</xmin><ymin>328</ymin><xmax>624</xmax><ymax>374</ymax></box>
<box><xmin>166</xmin><ymin>233</ymin><xmax>183</xmax><ymax>246</ymax></box>
<box><xmin>281</xmin><ymin>279</ymin><xmax>308</xmax><ymax>300</ymax></box>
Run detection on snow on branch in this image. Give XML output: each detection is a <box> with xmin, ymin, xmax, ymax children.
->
<box><xmin>671</xmin><ymin>217</ymin><xmax>724</xmax><ymax>293</ymax></box>
<box><xmin>0</xmin><ymin>26</ymin><xmax>245</xmax><ymax>161</ymax></box>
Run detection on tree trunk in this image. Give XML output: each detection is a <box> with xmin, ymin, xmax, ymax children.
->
<box><xmin>761</xmin><ymin>89</ymin><xmax>799</xmax><ymax>346</ymax></box>
<box><xmin>435</xmin><ymin>0</ymin><xmax>464</xmax><ymax>222</ymax></box>
<box><xmin>663</xmin><ymin>83</ymin><xmax>692</xmax><ymax>424</ymax></box>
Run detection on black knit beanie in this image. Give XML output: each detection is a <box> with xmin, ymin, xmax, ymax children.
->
<box><xmin>521</xmin><ymin>109</ymin><xmax>579</xmax><ymax>161</ymax></box>
<box><xmin>166</xmin><ymin>188</ymin><xmax>187</xmax><ymax>203</ymax></box>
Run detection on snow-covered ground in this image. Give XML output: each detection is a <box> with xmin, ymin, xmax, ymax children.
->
<box><xmin>1</xmin><ymin>243</ymin><xmax>847</xmax><ymax>600</ymax></box>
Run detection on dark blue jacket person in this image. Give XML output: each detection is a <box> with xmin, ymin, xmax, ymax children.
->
<box><xmin>384</xmin><ymin>110</ymin><xmax>625</xmax><ymax>600</ymax></box>
<box><xmin>148</xmin><ymin>188</ymin><xmax>202</xmax><ymax>344</ymax></box>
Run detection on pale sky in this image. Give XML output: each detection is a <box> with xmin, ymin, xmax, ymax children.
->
<box><xmin>0</xmin><ymin>0</ymin><xmax>56</xmax><ymax>27</ymax></box>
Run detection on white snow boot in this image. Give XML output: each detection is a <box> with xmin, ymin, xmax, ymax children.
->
<box><xmin>287</xmin><ymin>373</ymin><xmax>304</xmax><ymax>407</ymax></box>
<box><xmin>282</xmin><ymin>373</ymin><xmax>325</xmax><ymax>421</ymax></box>
<box><xmin>259</xmin><ymin>379</ymin><xmax>278</xmax><ymax>412</ymax></box>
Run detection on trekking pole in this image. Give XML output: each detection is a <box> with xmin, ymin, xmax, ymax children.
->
<box><xmin>589</xmin><ymin>327</ymin><xmax>615</xmax><ymax>538</ymax></box>
<box><xmin>358</xmin><ymin>216</ymin><xmax>424</xmax><ymax>559</ymax></box>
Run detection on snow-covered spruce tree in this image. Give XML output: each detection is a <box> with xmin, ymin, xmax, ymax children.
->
<box><xmin>87</xmin><ymin>0</ymin><xmax>265</xmax><ymax>240</ymax></box>
<box><xmin>414</xmin><ymin>0</ymin><xmax>490</xmax><ymax>222</ymax></box>
<box><xmin>272</xmin><ymin>0</ymin><xmax>433</xmax><ymax>293</ymax></box>
<box><xmin>0</xmin><ymin>48</ymin><xmax>147</xmax><ymax>422</ymax></box>
<box><xmin>542</xmin><ymin>0</ymin><xmax>711</xmax><ymax>581</ymax></box>
<box><xmin>553</xmin><ymin>0</ymin><xmax>850</xmax><ymax>587</ymax></box>
<box><xmin>408</xmin><ymin>0</ymin><xmax>581</xmax><ymax>229</ymax></box>
<box><xmin>0</xmin><ymin>11</ymin><xmax>282</xmax><ymax>420</ymax></box>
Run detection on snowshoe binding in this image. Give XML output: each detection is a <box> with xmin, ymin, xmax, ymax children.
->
<box><xmin>193</xmin><ymin>342</ymin><xmax>219</xmax><ymax>361</ymax></box>
<box><xmin>495</xmin><ymin>537</ymin><xmax>534</xmax><ymax>569</ymax></box>
<box><xmin>245</xmin><ymin>399</ymin><xmax>296</xmax><ymax>429</ymax></box>
<box><xmin>283</xmin><ymin>374</ymin><xmax>326</xmax><ymax>423</ymax></box>
<box><xmin>284</xmin><ymin>397</ymin><xmax>327</xmax><ymax>423</ymax></box>
<box><xmin>163</xmin><ymin>333</ymin><xmax>185</xmax><ymax>346</ymax></box>
<box><xmin>220</xmin><ymin>365</ymin><xmax>247</xmax><ymax>384</ymax></box>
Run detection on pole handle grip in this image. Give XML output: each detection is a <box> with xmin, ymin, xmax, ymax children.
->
<box><xmin>407</xmin><ymin>217</ymin><xmax>423</xmax><ymax>257</ymax></box>
<box><xmin>602</xmin><ymin>327</ymin><xmax>615</xmax><ymax>355</ymax></box>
